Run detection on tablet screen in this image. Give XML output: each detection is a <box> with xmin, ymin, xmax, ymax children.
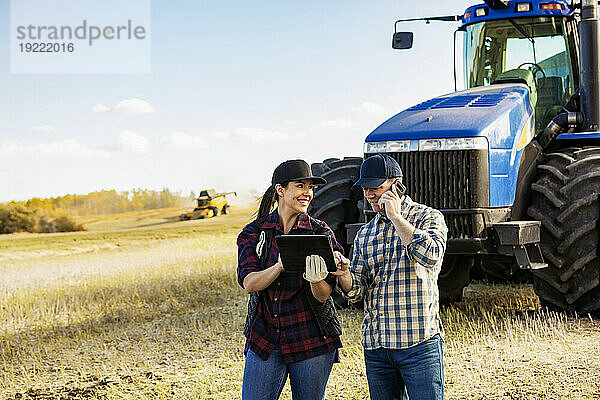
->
<box><xmin>275</xmin><ymin>234</ymin><xmax>337</xmax><ymax>273</ymax></box>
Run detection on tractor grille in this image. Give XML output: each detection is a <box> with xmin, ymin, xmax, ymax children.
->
<box><xmin>369</xmin><ymin>150</ymin><xmax>489</xmax><ymax>210</ymax></box>
<box><xmin>445</xmin><ymin>213</ymin><xmax>475</xmax><ymax>239</ymax></box>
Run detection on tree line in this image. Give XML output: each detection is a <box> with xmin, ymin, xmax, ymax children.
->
<box><xmin>1</xmin><ymin>188</ymin><xmax>189</xmax><ymax>234</ymax></box>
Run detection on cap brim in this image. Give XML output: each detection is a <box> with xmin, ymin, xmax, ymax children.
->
<box><xmin>352</xmin><ymin>177</ymin><xmax>387</xmax><ymax>189</ymax></box>
<box><xmin>291</xmin><ymin>176</ymin><xmax>327</xmax><ymax>185</ymax></box>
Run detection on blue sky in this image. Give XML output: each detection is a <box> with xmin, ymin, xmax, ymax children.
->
<box><xmin>1</xmin><ymin>0</ymin><xmax>474</xmax><ymax>201</ymax></box>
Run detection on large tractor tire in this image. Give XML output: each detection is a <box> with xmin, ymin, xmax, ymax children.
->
<box><xmin>308</xmin><ymin>157</ymin><xmax>363</xmax><ymax>309</ymax></box>
<box><xmin>308</xmin><ymin>157</ymin><xmax>364</xmax><ymax>256</ymax></box>
<box><xmin>438</xmin><ymin>255</ymin><xmax>473</xmax><ymax>305</ymax></box>
<box><xmin>527</xmin><ymin>146</ymin><xmax>600</xmax><ymax>314</ymax></box>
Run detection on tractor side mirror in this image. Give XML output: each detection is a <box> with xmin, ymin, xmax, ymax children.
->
<box><xmin>392</xmin><ymin>32</ymin><xmax>413</xmax><ymax>49</ymax></box>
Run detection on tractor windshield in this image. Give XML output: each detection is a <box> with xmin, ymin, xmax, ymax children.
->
<box><xmin>464</xmin><ymin>17</ymin><xmax>578</xmax><ymax>132</ymax></box>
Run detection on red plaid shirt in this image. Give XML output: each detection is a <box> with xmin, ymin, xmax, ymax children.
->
<box><xmin>237</xmin><ymin>209</ymin><xmax>343</xmax><ymax>363</ymax></box>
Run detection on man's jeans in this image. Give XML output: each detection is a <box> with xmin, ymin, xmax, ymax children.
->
<box><xmin>364</xmin><ymin>334</ymin><xmax>444</xmax><ymax>400</ymax></box>
<box><xmin>241</xmin><ymin>347</ymin><xmax>336</xmax><ymax>400</ymax></box>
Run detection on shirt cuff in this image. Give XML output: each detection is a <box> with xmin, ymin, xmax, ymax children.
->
<box><xmin>340</xmin><ymin>278</ymin><xmax>362</xmax><ymax>302</ymax></box>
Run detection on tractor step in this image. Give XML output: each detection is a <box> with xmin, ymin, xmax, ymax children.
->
<box><xmin>493</xmin><ymin>221</ymin><xmax>541</xmax><ymax>245</ymax></box>
<box><xmin>513</xmin><ymin>243</ymin><xmax>548</xmax><ymax>270</ymax></box>
<box><xmin>493</xmin><ymin>221</ymin><xmax>547</xmax><ymax>270</ymax></box>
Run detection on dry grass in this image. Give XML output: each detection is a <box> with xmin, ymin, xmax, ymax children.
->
<box><xmin>1</xmin><ymin>205</ymin><xmax>599</xmax><ymax>399</ymax></box>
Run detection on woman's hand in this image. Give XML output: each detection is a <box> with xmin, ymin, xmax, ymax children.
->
<box><xmin>275</xmin><ymin>255</ymin><xmax>284</xmax><ymax>273</ymax></box>
<box><xmin>243</xmin><ymin>254</ymin><xmax>284</xmax><ymax>293</ymax></box>
<box><xmin>304</xmin><ymin>255</ymin><xmax>328</xmax><ymax>283</ymax></box>
<box><xmin>305</xmin><ymin>255</ymin><xmax>333</xmax><ymax>302</ymax></box>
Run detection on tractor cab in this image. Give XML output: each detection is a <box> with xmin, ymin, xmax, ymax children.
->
<box><xmin>463</xmin><ymin>8</ymin><xmax>579</xmax><ymax>132</ymax></box>
<box><xmin>197</xmin><ymin>189</ymin><xmax>217</xmax><ymax>207</ymax></box>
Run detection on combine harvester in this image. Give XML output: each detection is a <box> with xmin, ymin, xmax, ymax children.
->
<box><xmin>310</xmin><ymin>0</ymin><xmax>600</xmax><ymax>313</ymax></box>
<box><xmin>180</xmin><ymin>189</ymin><xmax>236</xmax><ymax>220</ymax></box>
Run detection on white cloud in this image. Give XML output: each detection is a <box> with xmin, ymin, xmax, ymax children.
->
<box><xmin>118</xmin><ymin>130</ymin><xmax>150</xmax><ymax>153</ymax></box>
<box><xmin>319</xmin><ymin>118</ymin><xmax>354</xmax><ymax>130</ymax></box>
<box><xmin>0</xmin><ymin>138</ymin><xmax>107</xmax><ymax>159</ymax></box>
<box><xmin>233</xmin><ymin>127</ymin><xmax>290</xmax><ymax>144</ymax></box>
<box><xmin>353</xmin><ymin>101</ymin><xmax>390</xmax><ymax>116</ymax></box>
<box><xmin>32</xmin><ymin>125</ymin><xmax>55</xmax><ymax>132</ymax></box>
<box><xmin>159</xmin><ymin>132</ymin><xmax>207</xmax><ymax>150</ymax></box>
<box><xmin>211</xmin><ymin>131</ymin><xmax>230</xmax><ymax>139</ymax></box>
<box><xmin>114</xmin><ymin>98</ymin><xmax>156</xmax><ymax>114</ymax></box>
<box><xmin>92</xmin><ymin>103</ymin><xmax>110</xmax><ymax>113</ymax></box>
<box><xmin>33</xmin><ymin>139</ymin><xmax>99</xmax><ymax>158</ymax></box>
<box><xmin>0</xmin><ymin>139</ymin><xmax>22</xmax><ymax>157</ymax></box>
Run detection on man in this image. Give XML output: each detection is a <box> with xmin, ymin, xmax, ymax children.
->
<box><xmin>334</xmin><ymin>154</ymin><xmax>448</xmax><ymax>400</ymax></box>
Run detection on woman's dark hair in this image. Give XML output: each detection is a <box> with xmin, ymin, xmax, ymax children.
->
<box><xmin>255</xmin><ymin>182</ymin><xmax>289</xmax><ymax>220</ymax></box>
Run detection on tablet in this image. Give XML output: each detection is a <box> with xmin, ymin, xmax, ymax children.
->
<box><xmin>275</xmin><ymin>234</ymin><xmax>337</xmax><ymax>273</ymax></box>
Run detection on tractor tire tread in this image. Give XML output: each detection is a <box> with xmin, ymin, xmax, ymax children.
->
<box><xmin>528</xmin><ymin>146</ymin><xmax>600</xmax><ymax>312</ymax></box>
<box><xmin>308</xmin><ymin>157</ymin><xmax>363</xmax><ymax>260</ymax></box>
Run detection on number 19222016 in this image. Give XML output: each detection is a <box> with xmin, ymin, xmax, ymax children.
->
<box><xmin>19</xmin><ymin>43</ymin><xmax>74</xmax><ymax>52</ymax></box>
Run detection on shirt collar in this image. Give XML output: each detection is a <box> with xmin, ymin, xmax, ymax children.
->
<box><xmin>261</xmin><ymin>209</ymin><xmax>312</xmax><ymax>232</ymax></box>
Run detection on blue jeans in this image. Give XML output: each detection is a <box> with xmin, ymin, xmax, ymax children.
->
<box><xmin>364</xmin><ymin>334</ymin><xmax>444</xmax><ymax>400</ymax></box>
<box><xmin>241</xmin><ymin>347</ymin><xmax>336</xmax><ymax>400</ymax></box>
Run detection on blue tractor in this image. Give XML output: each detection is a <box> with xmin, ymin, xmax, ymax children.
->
<box><xmin>309</xmin><ymin>0</ymin><xmax>600</xmax><ymax>313</ymax></box>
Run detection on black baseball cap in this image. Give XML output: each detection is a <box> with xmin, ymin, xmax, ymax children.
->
<box><xmin>272</xmin><ymin>159</ymin><xmax>327</xmax><ymax>186</ymax></box>
<box><xmin>352</xmin><ymin>154</ymin><xmax>403</xmax><ymax>189</ymax></box>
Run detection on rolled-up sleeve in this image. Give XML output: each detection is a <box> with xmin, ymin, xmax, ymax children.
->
<box><xmin>405</xmin><ymin>209</ymin><xmax>448</xmax><ymax>268</ymax></box>
<box><xmin>236</xmin><ymin>224</ymin><xmax>260</xmax><ymax>288</ymax></box>
<box><xmin>342</xmin><ymin>235</ymin><xmax>368</xmax><ymax>303</ymax></box>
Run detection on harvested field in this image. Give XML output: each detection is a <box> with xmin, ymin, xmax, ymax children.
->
<box><xmin>1</xmin><ymin>206</ymin><xmax>599</xmax><ymax>399</ymax></box>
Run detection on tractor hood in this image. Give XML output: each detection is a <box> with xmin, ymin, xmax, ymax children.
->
<box><xmin>366</xmin><ymin>84</ymin><xmax>535</xmax><ymax>208</ymax></box>
<box><xmin>366</xmin><ymin>84</ymin><xmax>533</xmax><ymax>150</ymax></box>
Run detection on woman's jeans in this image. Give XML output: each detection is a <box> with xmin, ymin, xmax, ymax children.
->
<box><xmin>364</xmin><ymin>334</ymin><xmax>444</xmax><ymax>400</ymax></box>
<box><xmin>241</xmin><ymin>347</ymin><xmax>336</xmax><ymax>400</ymax></box>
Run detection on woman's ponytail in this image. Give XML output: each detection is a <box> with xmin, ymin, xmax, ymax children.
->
<box><xmin>255</xmin><ymin>185</ymin><xmax>277</xmax><ymax>220</ymax></box>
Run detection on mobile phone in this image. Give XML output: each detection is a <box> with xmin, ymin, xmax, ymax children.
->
<box><xmin>393</xmin><ymin>181</ymin><xmax>407</xmax><ymax>197</ymax></box>
<box><xmin>380</xmin><ymin>180</ymin><xmax>406</xmax><ymax>216</ymax></box>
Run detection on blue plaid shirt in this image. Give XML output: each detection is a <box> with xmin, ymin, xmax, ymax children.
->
<box><xmin>344</xmin><ymin>196</ymin><xmax>448</xmax><ymax>350</ymax></box>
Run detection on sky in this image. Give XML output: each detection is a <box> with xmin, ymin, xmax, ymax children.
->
<box><xmin>1</xmin><ymin>0</ymin><xmax>475</xmax><ymax>202</ymax></box>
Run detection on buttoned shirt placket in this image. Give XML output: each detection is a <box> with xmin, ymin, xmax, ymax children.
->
<box><xmin>273</xmin><ymin>236</ymin><xmax>282</xmax><ymax>338</ymax></box>
<box><xmin>344</xmin><ymin>196</ymin><xmax>447</xmax><ymax>350</ymax></box>
<box><xmin>376</xmin><ymin>218</ymin><xmax>388</xmax><ymax>346</ymax></box>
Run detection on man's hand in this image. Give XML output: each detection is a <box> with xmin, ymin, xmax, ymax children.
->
<box><xmin>331</xmin><ymin>251</ymin><xmax>353</xmax><ymax>293</ymax></box>
<box><xmin>378</xmin><ymin>184</ymin><xmax>403</xmax><ymax>219</ymax></box>
<box><xmin>304</xmin><ymin>255</ymin><xmax>328</xmax><ymax>283</ymax></box>
<box><xmin>331</xmin><ymin>251</ymin><xmax>350</xmax><ymax>276</ymax></box>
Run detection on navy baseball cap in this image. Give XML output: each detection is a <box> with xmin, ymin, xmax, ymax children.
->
<box><xmin>352</xmin><ymin>154</ymin><xmax>403</xmax><ymax>189</ymax></box>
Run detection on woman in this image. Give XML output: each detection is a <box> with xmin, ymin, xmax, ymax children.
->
<box><xmin>237</xmin><ymin>159</ymin><xmax>348</xmax><ymax>400</ymax></box>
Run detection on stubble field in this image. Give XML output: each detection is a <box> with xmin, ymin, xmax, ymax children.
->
<box><xmin>1</xmin><ymin>205</ymin><xmax>599</xmax><ymax>399</ymax></box>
